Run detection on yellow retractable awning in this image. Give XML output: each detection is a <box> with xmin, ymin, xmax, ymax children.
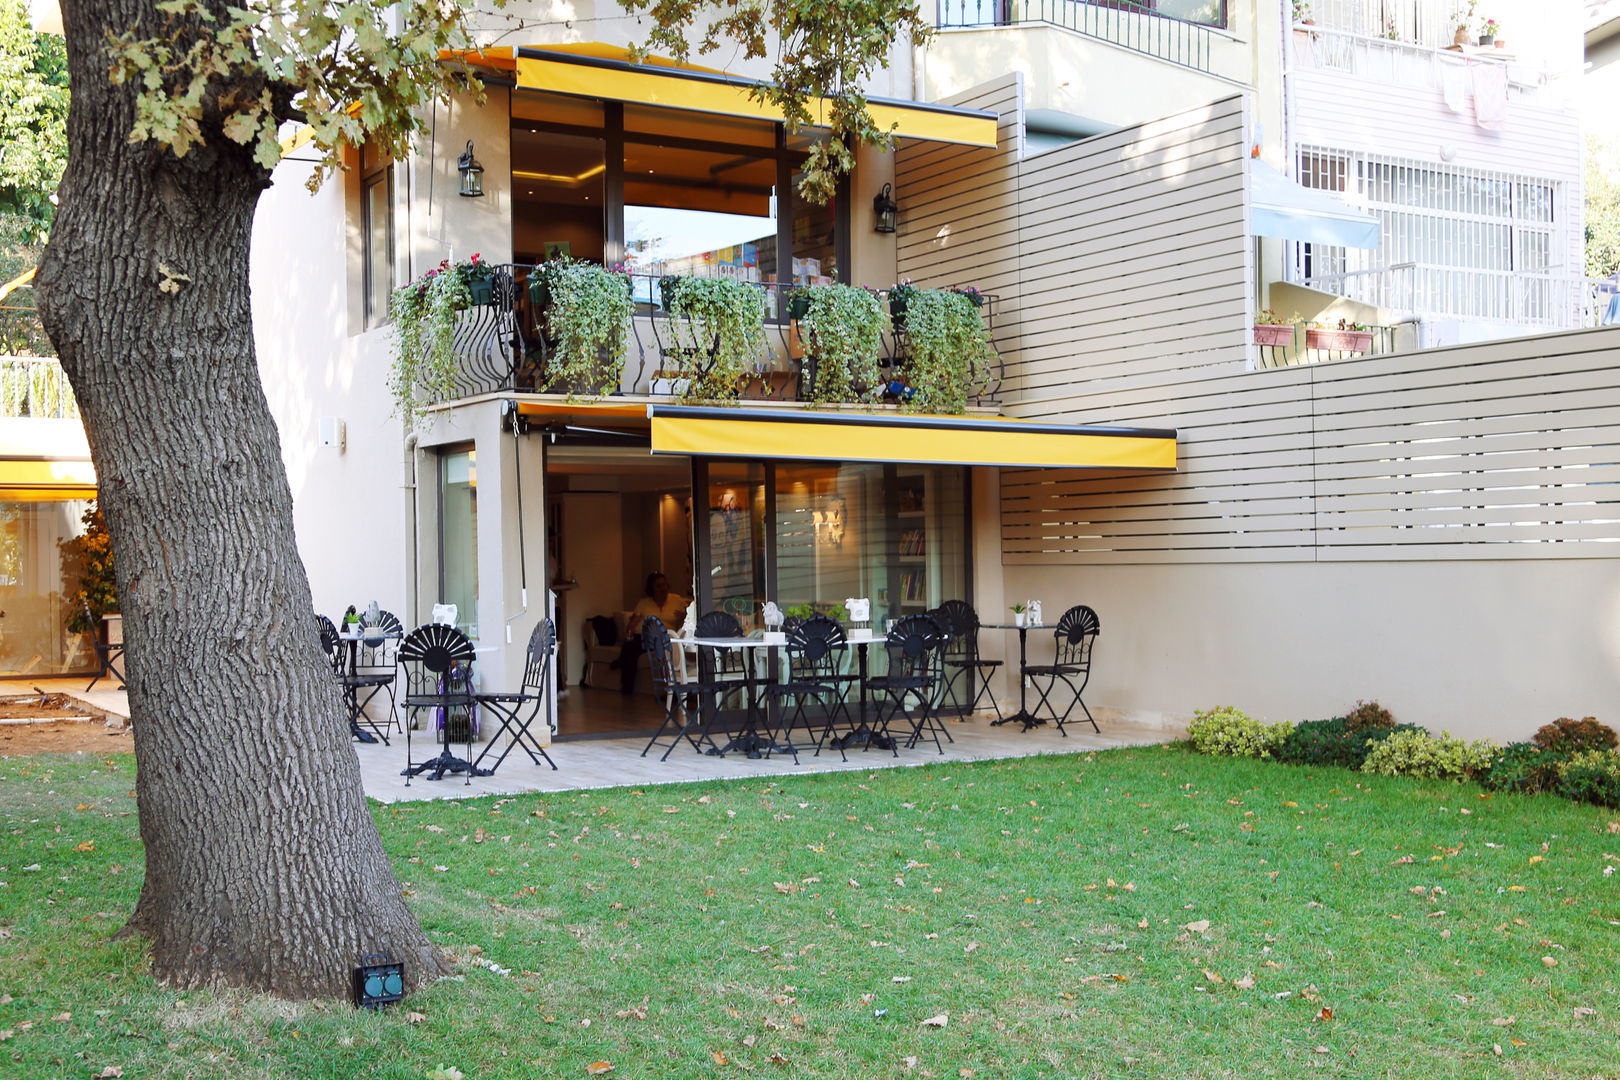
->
<box><xmin>0</xmin><ymin>457</ymin><xmax>97</xmax><ymax>500</ymax></box>
<box><xmin>649</xmin><ymin>407</ymin><xmax>1177</xmax><ymax>471</ymax></box>
<box><xmin>509</xmin><ymin>46</ymin><xmax>1001</xmax><ymax>149</ymax></box>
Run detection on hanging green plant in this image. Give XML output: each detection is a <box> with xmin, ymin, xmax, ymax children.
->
<box><xmin>537</xmin><ymin>259</ymin><xmax>635</xmax><ymax>397</ymax></box>
<box><xmin>797</xmin><ymin>284</ymin><xmax>884</xmax><ymax>405</ymax></box>
<box><xmin>664</xmin><ymin>276</ymin><xmax>768</xmax><ymax>402</ymax></box>
<box><xmin>388</xmin><ymin>257</ymin><xmax>474</xmax><ymax>429</ymax></box>
<box><xmin>899</xmin><ymin>287</ymin><xmax>996</xmax><ymax>415</ymax></box>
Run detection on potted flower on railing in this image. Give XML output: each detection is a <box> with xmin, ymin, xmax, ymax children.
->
<box><xmin>1253</xmin><ymin>308</ymin><xmax>1296</xmax><ymax>347</ymax></box>
<box><xmin>795</xmin><ymin>284</ymin><xmax>885</xmax><ymax>405</ymax></box>
<box><xmin>1306</xmin><ymin>318</ymin><xmax>1374</xmax><ymax>353</ymax></box>
<box><xmin>661</xmin><ymin>276</ymin><xmax>769</xmax><ymax>402</ymax></box>
<box><xmin>463</xmin><ymin>253</ymin><xmax>497</xmax><ymax>306</ymax></box>
<box><xmin>1479</xmin><ymin>18</ymin><xmax>1498</xmax><ymax>45</ymax></box>
<box><xmin>894</xmin><ymin>286</ymin><xmax>996</xmax><ymax>415</ymax></box>
<box><xmin>534</xmin><ymin>258</ymin><xmax>634</xmax><ymax>397</ymax></box>
<box><xmin>388</xmin><ymin>257</ymin><xmax>476</xmax><ymax>427</ymax></box>
<box><xmin>888</xmin><ymin>280</ymin><xmax>920</xmax><ymax>329</ymax></box>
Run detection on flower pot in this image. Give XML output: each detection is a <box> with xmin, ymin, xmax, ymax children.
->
<box><xmin>1253</xmin><ymin>324</ymin><xmax>1295</xmax><ymax>347</ymax></box>
<box><xmin>1453</xmin><ymin>25</ymin><xmax>1470</xmax><ymax>46</ymax></box>
<box><xmin>786</xmin><ymin>292</ymin><xmax>812</xmax><ymax>321</ymax></box>
<box><xmin>467</xmin><ymin>277</ymin><xmax>494</xmax><ymax>306</ymax></box>
<box><xmin>1478</xmin><ymin>33</ymin><xmax>1494</xmax><ymax>45</ymax></box>
<box><xmin>527</xmin><ymin>276</ymin><xmax>549</xmax><ymax>308</ymax></box>
<box><xmin>1306</xmin><ymin>328</ymin><xmax>1374</xmax><ymax>352</ymax></box>
<box><xmin>1013</xmin><ymin>612</ymin><xmax>1026</xmax><ymax>628</ymax></box>
<box><xmin>889</xmin><ymin>296</ymin><xmax>907</xmax><ymax>326</ymax></box>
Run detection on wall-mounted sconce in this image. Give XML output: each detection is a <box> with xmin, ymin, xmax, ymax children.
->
<box><xmin>458</xmin><ymin>140</ymin><xmax>485</xmax><ymax>198</ymax></box>
<box><xmin>872</xmin><ymin>182</ymin><xmax>898</xmax><ymax>234</ymax></box>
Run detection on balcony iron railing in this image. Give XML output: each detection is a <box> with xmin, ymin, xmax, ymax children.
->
<box><xmin>937</xmin><ymin>0</ymin><xmax>1217</xmax><ymax>74</ymax></box>
<box><xmin>427</xmin><ymin>265</ymin><xmax>1004</xmax><ymax>409</ymax></box>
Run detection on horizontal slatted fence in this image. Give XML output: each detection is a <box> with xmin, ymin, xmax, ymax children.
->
<box><xmin>1004</xmin><ymin>326</ymin><xmax>1620</xmax><ymax>563</ymax></box>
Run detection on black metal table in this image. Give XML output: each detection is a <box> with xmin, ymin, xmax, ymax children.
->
<box><xmin>828</xmin><ymin>637</ymin><xmax>896</xmax><ymax>752</ymax></box>
<box><xmin>982</xmin><ymin>622</ymin><xmax>1046</xmax><ymax>730</ymax></box>
<box><xmin>687</xmin><ymin>636</ymin><xmax>784</xmax><ymax>758</ymax></box>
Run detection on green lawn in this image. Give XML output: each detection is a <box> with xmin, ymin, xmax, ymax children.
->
<box><xmin>3</xmin><ymin>746</ymin><xmax>1619</xmax><ymax>1079</ymax></box>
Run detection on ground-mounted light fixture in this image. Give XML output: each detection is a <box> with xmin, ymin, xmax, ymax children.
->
<box><xmin>872</xmin><ymin>183</ymin><xmax>898</xmax><ymax>234</ymax></box>
<box><xmin>353</xmin><ymin>953</ymin><xmax>405</xmax><ymax>1009</ymax></box>
<box><xmin>457</xmin><ymin>140</ymin><xmax>485</xmax><ymax>198</ymax></box>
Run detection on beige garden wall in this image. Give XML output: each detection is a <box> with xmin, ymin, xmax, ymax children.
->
<box><xmin>1000</xmin><ymin>559</ymin><xmax>1620</xmax><ymax>742</ymax></box>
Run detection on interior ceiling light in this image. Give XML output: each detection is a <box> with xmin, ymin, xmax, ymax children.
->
<box><xmin>512</xmin><ymin>163</ymin><xmax>606</xmax><ymax>185</ymax></box>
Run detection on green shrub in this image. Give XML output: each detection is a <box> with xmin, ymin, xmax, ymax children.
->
<box><xmin>1277</xmin><ymin>718</ymin><xmax>1415</xmax><ymax>770</ymax></box>
<box><xmin>1186</xmin><ymin>706</ymin><xmax>1291</xmax><ymax>759</ymax></box>
<box><xmin>1479</xmin><ymin>742</ymin><xmax>1566</xmax><ymax>795</ymax></box>
<box><xmin>1343</xmin><ymin>700</ymin><xmax>1396</xmax><ymax>733</ymax></box>
<box><xmin>1361</xmin><ymin>728</ymin><xmax>1494</xmax><ymax>782</ymax></box>
<box><xmin>1532</xmin><ymin>716</ymin><xmax>1617</xmax><ymax>755</ymax></box>
<box><xmin>1556</xmin><ymin>749</ymin><xmax>1620</xmax><ymax>808</ymax></box>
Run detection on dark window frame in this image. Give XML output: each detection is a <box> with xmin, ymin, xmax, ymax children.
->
<box><xmin>361</xmin><ymin>164</ymin><xmax>394</xmax><ymax>329</ymax></box>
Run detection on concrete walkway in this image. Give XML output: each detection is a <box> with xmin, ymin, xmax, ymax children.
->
<box><xmin>29</xmin><ymin>677</ymin><xmax>131</xmax><ymax>719</ymax></box>
<box><xmin>351</xmin><ymin>713</ymin><xmax>1181</xmax><ymax>803</ymax></box>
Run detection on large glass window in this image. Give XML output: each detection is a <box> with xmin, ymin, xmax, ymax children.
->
<box><xmin>0</xmin><ymin>496</ymin><xmax>93</xmax><ymax>676</ymax></box>
<box><xmin>704</xmin><ymin>462</ymin><xmax>766</xmax><ymax>625</ymax></box>
<box><xmin>512</xmin><ymin>129</ymin><xmax>606</xmax><ymax>265</ymax></box>
<box><xmin>773</xmin><ymin>463</ymin><xmax>966</xmax><ymax>626</ymax></box>
<box><xmin>623</xmin><ymin>142</ymin><xmax>779</xmax><ymax>289</ymax></box>
<box><xmin>439</xmin><ymin>449</ymin><xmax>478</xmax><ymax>639</ymax></box>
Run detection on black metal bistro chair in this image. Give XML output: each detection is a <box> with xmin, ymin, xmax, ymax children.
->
<box><xmin>777</xmin><ymin>615</ymin><xmax>862</xmax><ymax>759</ymax></box>
<box><xmin>694</xmin><ymin>609</ymin><xmax>751</xmax><ymax>707</ymax></box>
<box><xmin>473</xmin><ymin>619</ymin><xmax>558</xmax><ymax>774</ymax></box>
<box><xmin>83</xmin><ymin>601</ymin><xmax>125</xmax><ymax>692</ymax></box>
<box><xmin>763</xmin><ymin>615</ymin><xmax>856</xmax><ymax>763</ymax></box>
<box><xmin>863</xmin><ymin>614</ymin><xmax>949</xmax><ymax>756</ymax></box>
<box><xmin>640</xmin><ymin>616</ymin><xmax>730</xmax><ymax>761</ymax></box>
<box><xmin>340</xmin><ymin>608</ymin><xmax>403</xmax><ymax>743</ymax></box>
<box><xmin>934</xmin><ymin>599</ymin><xmax>1002</xmax><ymax>723</ymax></box>
<box><xmin>398</xmin><ymin>622</ymin><xmax>485</xmax><ymax>784</ymax></box>
<box><xmin>317</xmin><ymin>613</ymin><xmax>375</xmax><ymax>744</ymax></box>
<box><xmin>1021</xmin><ymin>604</ymin><xmax>1101</xmax><ymax>735</ymax></box>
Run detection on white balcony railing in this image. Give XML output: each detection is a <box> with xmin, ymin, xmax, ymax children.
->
<box><xmin>1299</xmin><ymin>263</ymin><xmax>1586</xmax><ymax>329</ymax></box>
<box><xmin>1290</xmin><ymin>25</ymin><xmax>1547</xmax><ymax>99</ymax></box>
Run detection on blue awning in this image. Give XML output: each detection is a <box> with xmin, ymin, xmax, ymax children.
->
<box><xmin>1250</xmin><ymin>160</ymin><xmax>1381</xmax><ymax>250</ymax></box>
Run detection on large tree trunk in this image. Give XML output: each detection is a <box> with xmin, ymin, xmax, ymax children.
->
<box><xmin>36</xmin><ymin>0</ymin><xmax>448</xmax><ymax>997</ymax></box>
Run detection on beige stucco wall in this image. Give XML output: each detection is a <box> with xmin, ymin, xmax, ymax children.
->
<box><xmin>922</xmin><ymin>23</ymin><xmax>1253</xmax><ymax>130</ymax></box>
<box><xmin>998</xmin><ymin>559</ymin><xmax>1620</xmax><ymax>742</ymax></box>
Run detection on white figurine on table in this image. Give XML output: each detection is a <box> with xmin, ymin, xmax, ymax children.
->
<box><xmin>845</xmin><ymin>597</ymin><xmax>871</xmax><ymax>625</ymax></box>
<box><xmin>761</xmin><ymin>601</ymin><xmax>785</xmax><ymax>631</ymax></box>
<box><xmin>1028</xmin><ymin>600</ymin><xmax>1043</xmax><ymax>627</ymax></box>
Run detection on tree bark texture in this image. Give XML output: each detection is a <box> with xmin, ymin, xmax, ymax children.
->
<box><xmin>36</xmin><ymin>0</ymin><xmax>449</xmax><ymax>997</ymax></box>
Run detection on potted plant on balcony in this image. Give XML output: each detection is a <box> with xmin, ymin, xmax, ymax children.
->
<box><xmin>896</xmin><ymin>286</ymin><xmax>996</xmax><ymax>415</ymax></box>
<box><xmin>662</xmin><ymin>276</ymin><xmax>768</xmax><ymax>402</ymax></box>
<box><xmin>1306</xmin><ymin>318</ymin><xmax>1374</xmax><ymax>352</ymax></box>
<box><xmin>887</xmin><ymin>280</ymin><xmax>920</xmax><ymax>329</ymax></box>
<box><xmin>796</xmin><ymin>283</ymin><xmax>884</xmax><ymax>405</ymax></box>
<box><xmin>1478</xmin><ymin>18</ymin><xmax>1498</xmax><ymax>45</ymax></box>
<box><xmin>463</xmin><ymin>252</ymin><xmax>497</xmax><ymax>306</ymax></box>
<box><xmin>388</xmin><ymin>257</ymin><xmax>473</xmax><ymax>427</ymax></box>
<box><xmin>1253</xmin><ymin>309</ymin><xmax>1296</xmax><ymax>347</ymax></box>
<box><xmin>537</xmin><ymin>259</ymin><xmax>634</xmax><ymax>397</ymax></box>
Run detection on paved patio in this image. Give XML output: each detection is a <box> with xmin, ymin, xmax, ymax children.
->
<box><xmin>351</xmin><ymin>711</ymin><xmax>1182</xmax><ymax>803</ymax></box>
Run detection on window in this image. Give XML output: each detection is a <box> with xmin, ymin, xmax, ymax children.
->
<box><xmin>439</xmin><ymin>449</ymin><xmax>478</xmax><ymax>639</ymax></box>
<box><xmin>511</xmin><ymin>91</ymin><xmax>848</xmax><ymax>304</ymax></box>
<box><xmin>361</xmin><ymin>146</ymin><xmax>394</xmax><ymax>329</ymax></box>
<box><xmin>1290</xmin><ymin>146</ymin><xmax>1571</xmax><ymax>324</ymax></box>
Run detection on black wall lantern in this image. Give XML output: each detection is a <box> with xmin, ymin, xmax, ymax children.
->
<box><xmin>872</xmin><ymin>183</ymin><xmax>898</xmax><ymax>234</ymax></box>
<box><xmin>353</xmin><ymin>953</ymin><xmax>405</xmax><ymax>1009</ymax></box>
<box><xmin>457</xmin><ymin>140</ymin><xmax>485</xmax><ymax>198</ymax></box>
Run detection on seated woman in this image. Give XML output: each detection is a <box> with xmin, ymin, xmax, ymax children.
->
<box><xmin>614</xmin><ymin>572</ymin><xmax>689</xmax><ymax>693</ymax></box>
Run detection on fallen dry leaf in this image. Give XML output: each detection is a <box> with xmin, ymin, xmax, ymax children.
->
<box><xmin>742</xmin><ymin>1035</ymin><xmax>757</xmax><ymax>1048</ymax></box>
<box><xmin>712</xmin><ymin>1050</ymin><xmax>729</xmax><ymax>1065</ymax></box>
<box><xmin>919</xmin><ymin>1014</ymin><xmax>949</xmax><ymax>1028</ymax></box>
<box><xmin>53</xmin><ymin>1012</ymin><xmax>72</xmax><ymax>1023</ymax></box>
<box><xmin>405</xmin><ymin>1011</ymin><xmax>427</xmax><ymax>1024</ymax></box>
<box><xmin>93</xmin><ymin>1068</ymin><xmax>123</xmax><ymax>1079</ymax></box>
<box><xmin>1491</xmin><ymin>1017</ymin><xmax>1515</xmax><ymax>1027</ymax></box>
<box><xmin>1493</xmin><ymin>1044</ymin><xmax>1503</xmax><ymax>1056</ymax></box>
<box><xmin>1510</xmin><ymin>1038</ymin><xmax>1528</xmax><ymax>1047</ymax></box>
<box><xmin>1185</xmin><ymin>920</ymin><xmax>1211</xmax><ymax>934</ymax></box>
<box><xmin>902</xmin><ymin>1056</ymin><xmax>919</xmax><ymax>1069</ymax></box>
<box><xmin>1542</xmin><ymin>956</ymin><xmax>1558</xmax><ymax>967</ymax></box>
<box><xmin>1234</xmin><ymin>974</ymin><xmax>1256</xmax><ymax>990</ymax></box>
<box><xmin>585</xmin><ymin>1062</ymin><xmax>615</xmax><ymax>1076</ymax></box>
<box><xmin>1202</xmin><ymin>969</ymin><xmax>1224</xmax><ymax>985</ymax></box>
<box><xmin>1574</xmin><ymin>1006</ymin><xmax>1597</xmax><ymax>1019</ymax></box>
<box><xmin>768</xmin><ymin>1052</ymin><xmax>789</xmax><ymax>1065</ymax></box>
<box><xmin>1315</xmin><ymin>1007</ymin><xmax>1334</xmax><ymax>1022</ymax></box>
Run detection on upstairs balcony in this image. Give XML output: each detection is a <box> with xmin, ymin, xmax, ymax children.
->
<box><xmin>938</xmin><ymin>0</ymin><xmax>1222</xmax><ymax>73</ymax></box>
<box><xmin>418</xmin><ymin>266</ymin><xmax>1006</xmax><ymax>413</ymax></box>
<box><xmin>0</xmin><ymin>357</ymin><xmax>78</xmax><ymax>420</ymax></box>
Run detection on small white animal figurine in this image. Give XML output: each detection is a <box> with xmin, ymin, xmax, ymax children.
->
<box><xmin>678</xmin><ymin>602</ymin><xmax>697</xmax><ymax>639</ymax></box>
<box><xmin>761</xmin><ymin>601</ymin><xmax>785</xmax><ymax>631</ymax></box>
<box><xmin>1028</xmin><ymin>600</ymin><xmax>1043</xmax><ymax>627</ymax></box>
<box><xmin>845</xmin><ymin>597</ymin><xmax>870</xmax><ymax>624</ymax></box>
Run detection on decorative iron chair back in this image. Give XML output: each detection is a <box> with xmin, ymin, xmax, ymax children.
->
<box><xmin>883</xmin><ymin>614</ymin><xmax>946</xmax><ymax>682</ymax></box>
<box><xmin>1052</xmin><ymin>605</ymin><xmax>1101</xmax><ymax>669</ymax></box>
<box><xmin>315</xmin><ymin>614</ymin><xmax>344</xmax><ymax>674</ymax></box>
<box><xmin>519</xmin><ymin>619</ymin><xmax>556</xmax><ymax>694</ymax></box>
<box><xmin>786</xmin><ymin>614</ymin><xmax>847</xmax><ymax>681</ymax></box>
<box><xmin>695</xmin><ymin>610</ymin><xmax>744</xmax><ymax>638</ymax></box>
<box><xmin>639</xmin><ymin>616</ymin><xmax>679</xmax><ymax>696</ymax></box>
<box><xmin>694</xmin><ymin>609</ymin><xmax>746</xmax><ymax>683</ymax></box>
<box><xmin>933</xmin><ymin>599</ymin><xmax>979</xmax><ymax>659</ymax></box>
<box><xmin>355</xmin><ymin>608</ymin><xmax>404</xmax><ymax>670</ymax></box>
<box><xmin>398</xmin><ymin>623</ymin><xmax>477</xmax><ymax>697</ymax></box>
